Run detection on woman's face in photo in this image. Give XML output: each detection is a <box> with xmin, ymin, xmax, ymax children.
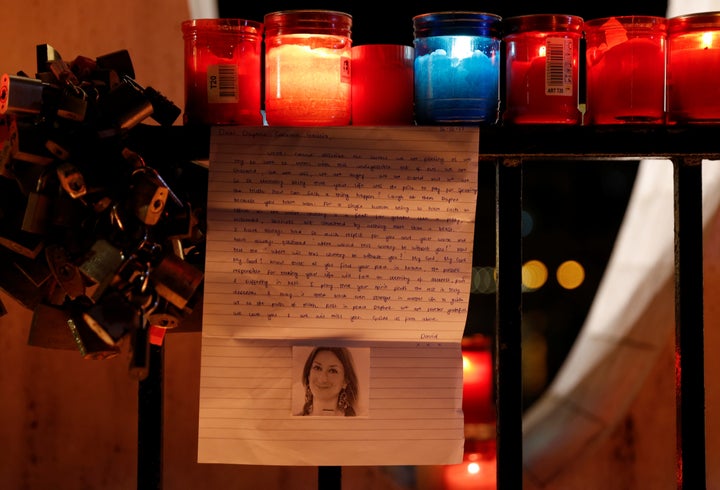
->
<box><xmin>308</xmin><ymin>350</ymin><xmax>346</xmax><ymax>403</ymax></box>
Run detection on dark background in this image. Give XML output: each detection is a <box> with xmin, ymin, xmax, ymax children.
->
<box><xmin>219</xmin><ymin>1</ymin><xmax>668</xmax><ymax>408</ymax></box>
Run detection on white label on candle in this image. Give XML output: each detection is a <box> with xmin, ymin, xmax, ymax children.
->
<box><xmin>545</xmin><ymin>37</ymin><xmax>573</xmax><ymax>96</ymax></box>
<box><xmin>207</xmin><ymin>64</ymin><xmax>239</xmax><ymax>103</ymax></box>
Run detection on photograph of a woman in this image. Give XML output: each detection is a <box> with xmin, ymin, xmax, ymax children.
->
<box><xmin>295</xmin><ymin>346</ymin><xmax>366</xmax><ymax>417</ymax></box>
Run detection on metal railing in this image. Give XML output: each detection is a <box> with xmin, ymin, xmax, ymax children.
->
<box><xmin>132</xmin><ymin>124</ymin><xmax>714</xmax><ymax>490</ymax></box>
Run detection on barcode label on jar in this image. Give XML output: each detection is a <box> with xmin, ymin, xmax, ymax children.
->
<box><xmin>545</xmin><ymin>38</ymin><xmax>573</xmax><ymax>96</ymax></box>
<box><xmin>207</xmin><ymin>64</ymin><xmax>238</xmax><ymax>103</ymax></box>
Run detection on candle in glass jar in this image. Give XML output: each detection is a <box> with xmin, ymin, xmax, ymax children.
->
<box><xmin>181</xmin><ymin>18</ymin><xmax>263</xmax><ymax>126</ymax></box>
<box><xmin>264</xmin><ymin>10</ymin><xmax>352</xmax><ymax>126</ymax></box>
<box><xmin>668</xmin><ymin>12</ymin><xmax>720</xmax><ymax>123</ymax></box>
<box><xmin>503</xmin><ymin>14</ymin><xmax>583</xmax><ymax>124</ymax></box>
<box><xmin>351</xmin><ymin>44</ymin><xmax>414</xmax><ymax>125</ymax></box>
<box><xmin>584</xmin><ymin>16</ymin><xmax>667</xmax><ymax>125</ymax></box>
<box><xmin>462</xmin><ymin>342</ymin><xmax>494</xmax><ymax>425</ymax></box>
<box><xmin>412</xmin><ymin>12</ymin><xmax>502</xmax><ymax>125</ymax></box>
<box><xmin>443</xmin><ymin>452</ymin><xmax>496</xmax><ymax>490</ymax></box>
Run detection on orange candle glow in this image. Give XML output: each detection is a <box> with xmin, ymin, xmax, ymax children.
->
<box><xmin>462</xmin><ymin>335</ymin><xmax>495</xmax><ymax>425</ymax></box>
<box><xmin>264</xmin><ymin>10</ymin><xmax>352</xmax><ymax>126</ymax></box>
<box><xmin>443</xmin><ymin>451</ymin><xmax>497</xmax><ymax>490</ymax></box>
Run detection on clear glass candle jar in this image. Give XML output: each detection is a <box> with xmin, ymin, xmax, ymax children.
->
<box><xmin>502</xmin><ymin>14</ymin><xmax>583</xmax><ymax>124</ymax></box>
<box><xmin>412</xmin><ymin>11</ymin><xmax>502</xmax><ymax>125</ymax></box>
<box><xmin>264</xmin><ymin>10</ymin><xmax>352</xmax><ymax>126</ymax></box>
<box><xmin>181</xmin><ymin>19</ymin><xmax>263</xmax><ymax>126</ymax></box>
<box><xmin>584</xmin><ymin>16</ymin><xmax>667</xmax><ymax>125</ymax></box>
<box><xmin>667</xmin><ymin>12</ymin><xmax>720</xmax><ymax>123</ymax></box>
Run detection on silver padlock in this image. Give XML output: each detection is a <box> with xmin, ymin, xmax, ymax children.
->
<box><xmin>128</xmin><ymin>166</ymin><xmax>169</xmax><ymax>226</ymax></box>
<box><xmin>77</xmin><ymin>238</ymin><xmax>125</xmax><ymax>302</ymax></box>
<box><xmin>56</xmin><ymin>161</ymin><xmax>87</xmax><ymax>199</ymax></box>
<box><xmin>0</xmin><ymin>73</ymin><xmax>54</xmax><ymax>116</ymax></box>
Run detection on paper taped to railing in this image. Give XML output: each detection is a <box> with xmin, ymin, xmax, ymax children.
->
<box><xmin>199</xmin><ymin>126</ymin><xmax>479</xmax><ymax>466</ymax></box>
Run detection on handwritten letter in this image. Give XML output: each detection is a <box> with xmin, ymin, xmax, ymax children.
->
<box><xmin>199</xmin><ymin>126</ymin><xmax>479</xmax><ymax>466</ymax></box>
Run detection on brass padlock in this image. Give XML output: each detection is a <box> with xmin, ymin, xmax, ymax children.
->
<box><xmin>21</xmin><ymin>170</ymin><xmax>57</xmax><ymax>235</ymax></box>
<box><xmin>150</xmin><ymin>252</ymin><xmax>203</xmax><ymax>310</ymax></box>
<box><xmin>28</xmin><ymin>303</ymin><xmax>78</xmax><ymax>350</ymax></box>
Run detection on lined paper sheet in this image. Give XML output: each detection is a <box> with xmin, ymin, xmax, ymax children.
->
<box><xmin>199</xmin><ymin>126</ymin><xmax>479</xmax><ymax>466</ymax></box>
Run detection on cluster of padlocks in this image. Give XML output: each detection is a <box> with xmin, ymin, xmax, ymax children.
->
<box><xmin>0</xmin><ymin>45</ymin><xmax>205</xmax><ymax>378</ymax></box>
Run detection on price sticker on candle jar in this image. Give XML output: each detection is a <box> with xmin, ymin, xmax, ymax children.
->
<box><xmin>502</xmin><ymin>14</ymin><xmax>583</xmax><ymax>125</ymax></box>
<box><xmin>206</xmin><ymin>64</ymin><xmax>239</xmax><ymax>104</ymax></box>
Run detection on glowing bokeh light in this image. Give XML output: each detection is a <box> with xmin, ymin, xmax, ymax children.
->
<box><xmin>556</xmin><ymin>260</ymin><xmax>585</xmax><ymax>289</ymax></box>
<box><xmin>522</xmin><ymin>259</ymin><xmax>548</xmax><ymax>291</ymax></box>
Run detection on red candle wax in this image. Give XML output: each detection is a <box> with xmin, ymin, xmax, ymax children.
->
<box><xmin>503</xmin><ymin>15</ymin><xmax>583</xmax><ymax>125</ymax></box>
<box><xmin>181</xmin><ymin>19</ymin><xmax>263</xmax><ymax>126</ymax></box>
<box><xmin>586</xmin><ymin>38</ymin><xmax>666</xmax><ymax>123</ymax></box>
<box><xmin>351</xmin><ymin>44</ymin><xmax>414</xmax><ymax>126</ymax></box>
<box><xmin>505</xmin><ymin>50</ymin><xmax>580</xmax><ymax>124</ymax></box>
<box><xmin>443</xmin><ymin>452</ymin><xmax>496</xmax><ymax>490</ymax></box>
<box><xmin>585</xmin><ymin>17</ymin><xmax>667</xmax><ymax>125</ymax></box>
<box><xmin>668</xmin><ymin>33</ymin><xmax>720</xmax><ymax>122</ymax></box>
<box><xmin>462</xmin><ymin>340</ymin><xmax>494</xmax><ymax>425</ymax></box>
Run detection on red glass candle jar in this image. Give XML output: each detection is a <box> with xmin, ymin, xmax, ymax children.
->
<box><xmin>264</xmin><ymin>10</ymin><xmax>352</xmax><ymax>126</ymax></box>
<box><xmin>351</xmin><ymin>44</ymin><xmax>414</xmax><ymax>125</ymax></box>
<box><xmin>585</xmin><ymin>16</ymin><xmax>667</xmax><ymax>125</ymax></box>
<box><xmin>667</xmin><ymin>12</ymin><xmax>720</xmax><ymax>123</ymax></box>
<box><xmin>181</xmin><ymin>18</ymin><xmax>263</xmax><ymax>126</ymax></box>
<box><xmin>462</xmin><ymin>335</ymin><xmax>495</xmax><ymax>427</ymax></box>
<box><xmin>502</xmin><ymin>14</ymin><xmax>584</xmax><ymax>124</ymax></box>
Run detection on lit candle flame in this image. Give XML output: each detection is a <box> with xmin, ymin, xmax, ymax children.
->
<box><xmin>701</xmin><ymin>31</ymin><xmax>714</xmax><ymax>49</ymax></box>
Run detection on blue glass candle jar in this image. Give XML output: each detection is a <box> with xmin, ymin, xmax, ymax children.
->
<box><xmin>412</xmin><ymin>11</ymin><xmax>502</xmax><ymax>125</ymax></box>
